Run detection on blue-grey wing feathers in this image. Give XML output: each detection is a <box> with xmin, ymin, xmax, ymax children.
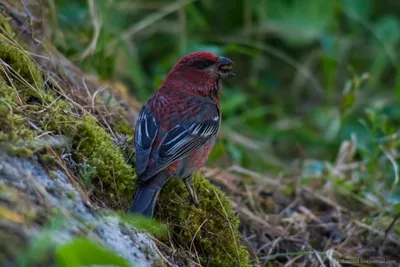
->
<box><xmin>134</xmin><ymin>106</ymin><xmax>158</xmax><ymax>175</ymax></box>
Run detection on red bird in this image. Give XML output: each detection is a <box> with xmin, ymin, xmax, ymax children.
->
<box><xmin>129</xmin><ymin>52</ymin><xmax>234</xmax><ymax>217</ymax></box>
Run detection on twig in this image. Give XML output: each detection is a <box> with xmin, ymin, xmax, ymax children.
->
<box><xmin>231</xmin><ymin>201</ymin><xmax>285</xmax><ymax>237</ymax></box>
<box><xmin>79</xmin><ymin>0</ymin><xmax>102</xmax><ymax>60</ymax></box>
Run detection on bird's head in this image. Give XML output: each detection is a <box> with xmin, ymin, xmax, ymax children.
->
<box><xmin>162</xmin><ymin>52</ymin><xmax>234</xmax><ymax>99</ymax></box>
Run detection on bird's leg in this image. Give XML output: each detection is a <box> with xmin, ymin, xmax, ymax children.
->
<box><xmin>183</xmin><ymin>175</ymin><xmax>200</xmax><ymax>205</ymax></box>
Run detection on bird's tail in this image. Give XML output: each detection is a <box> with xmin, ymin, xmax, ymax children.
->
<box><xmin>129</xmin><ymin>185</ymin><xmax>160</xmax><ymax>217</ymax></box>
<box><xmin>129</xmin><ymin>171</ymin><xmax>170</xmax><ymax>217</ymax></box>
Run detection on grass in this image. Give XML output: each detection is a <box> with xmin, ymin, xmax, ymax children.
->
<box><xmin>1</xmin><ymin>0</ymin><xmax>400</xmax><ymax>266</ymax></box>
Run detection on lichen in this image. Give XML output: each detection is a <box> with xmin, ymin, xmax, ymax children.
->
<box><xmin>157</xmin><ymin>173</ymin><xmax>250</xmax><ymax>267</ymax></box>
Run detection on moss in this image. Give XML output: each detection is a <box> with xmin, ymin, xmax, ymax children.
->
<box><xmin>39</xmin><ymin>108</ymin><xmax>136</xmax><ymax>205</ymax></box>
<box><xmin>157</xmin><ymin>173</ymin><xmax>250</xmax><ymax>267</ymax></box>
<box><xmin>112</xmin><ymin>115</ymin><xmax>135</xmax><ymax>138</ymax></box>
<box><xmin>6</xmin><ymin>146</ymin><xmax>34</xmax><ymax>157</ymax></box>
<box><xmin>0</xmin><ymin>79</ymin><xmax>36</xmax><ymax>157</ymax></box>
<box><xmin>39</xmin><ymin>152</ymin><xmax>58</xmax><ymax>168</ymax></box>
<box><xmin>0</xmin><ymin>14</ymin><xmax>43</xmax><ymax>157</ymax></box>
<box><xmin>0</xmin><ymin>13</ymin><xmax>136</xmax><ymax>206</ymax></box>
<box><xmin>109</xmin><ymin>114</ymin><xmax>135</xmax><ymax>163</ymax></box>
<box><xmin>0</xmin><ymin>13</ymin><xmax>46</xmax><ymax>103</ymax></box>
<box><xmin>73</xmin><ymin>116</ymin><xmax>136</xmax><ymax>199</ymax></box>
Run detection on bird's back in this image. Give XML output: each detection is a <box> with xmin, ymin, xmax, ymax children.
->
<box><xmin>135</xmin><ymin>87</ymin><xmax>220</xmax><ymax>182</ymax></box>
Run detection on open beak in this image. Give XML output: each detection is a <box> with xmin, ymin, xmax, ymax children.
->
<box><xmin>217</xmin><ymin>56</ymin><xmax>235</xmax><ymax>79</ymax></box>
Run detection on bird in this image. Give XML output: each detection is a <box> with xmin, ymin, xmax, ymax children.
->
<box><xmin>129</xmin><ymin>52</ymin><xmax>234</xmax><ymax>217</ymax></box>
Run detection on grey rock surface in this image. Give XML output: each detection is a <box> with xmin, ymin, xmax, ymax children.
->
<box><xmin>0</xmin><ymin>150</ymin><xmax>163</xmax><ymax>267</ymax></box>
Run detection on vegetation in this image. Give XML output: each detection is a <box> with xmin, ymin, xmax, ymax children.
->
<box><xmin>0</xmin><ymin>3</ymin><xmax>249</xmax><ymax>266</ymax></box>
<box><xmin>1</xmin><ymin>0</ymin><xmax>400</xmax><ymax>266</ymax></box>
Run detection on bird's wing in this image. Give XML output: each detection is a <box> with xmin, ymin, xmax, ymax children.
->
<box><xmin>134</xmin><ymin>105</ymin><xmax>158</xmax><ymax>176</ymax></box>
<box><xmin>139</xmin><ymin>100</ymin><xmax>220</xmax><ymax>181</ymax></box>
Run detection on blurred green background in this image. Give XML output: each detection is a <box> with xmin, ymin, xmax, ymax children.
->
<box><xmin>50</xmin><ymin>0</ymin><xmax>400</xmax><ymax>213</ymax></box>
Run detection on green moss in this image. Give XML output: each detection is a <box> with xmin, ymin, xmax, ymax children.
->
<box><xmin>39</xmin><ymin>152</ymin><xmax>58</xmax><ymax>168</ymax></box>
<box><xmin>41</xmin><ymin>109</ymin><xmax>136</xmax><ymax>205</ymax></box>
<box><xmin>0</xmin><ymin>14</ymin><xmax>43</xmax><ymax>156</ymax></box>
<box><xmin>74</xmin><ymin>116</ymin><xmax>136</xmax><ymax>199</ymax></box>
<box><xmin>157</xmin><ymin>173</ymin><xmax>250</xmax><ymax>267</ymax></box>
<box><xmin>112</xmin><ymin>115</ymin><xmax>135</xmax><ymax>138</ymax></box>
<box><xmin>0</xmin><ymin>13</ymin><xmax>136</xmax><ymax>206</ymax></box>
<box><xmin>109</xmin><ymin>114</ymin><xmax>135</xmax><ymax>162</ymax></box>
<box><xmin>0</xmin><ymin>14</ymin><xmax>46</xmax><ymax>103</ymax></box>
<box><xmin>0</xmin><ymin>79</ymin><xmax>36</xmax><ymax>157</ymax></box>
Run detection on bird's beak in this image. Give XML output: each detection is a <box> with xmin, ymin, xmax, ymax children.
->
<box><xmin>217</xmin><ymin>56</ymin><xmax>235</xmax><ymax>79</ymax></box>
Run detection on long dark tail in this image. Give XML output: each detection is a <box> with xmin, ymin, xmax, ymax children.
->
<box><xmin>129</xmin><ymin>171</ymin><xmax>170</xmax><ymax>217</ymax></box>
<box><xmin>129</xmin><ymin>185</ymin><xmax>160</xmax><ymax>217</ymax></box>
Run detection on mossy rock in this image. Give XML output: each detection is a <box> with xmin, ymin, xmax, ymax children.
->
<box><xmin>0</xmin><ymin>12</ymin><xmax>136</xmax><ymax>204</ymax></box>
<box><xmin>157</xmin><ymin>173</ymin><xmax>250</xmax><ymax>267</ymax></box>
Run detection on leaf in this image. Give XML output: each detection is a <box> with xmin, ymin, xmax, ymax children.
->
<box><xmin>227</xmin><ymin>143</ymin><xmax>243</xmax><ymax>163</ymax></box>
<box><xmin>396</xmin><ymin>66</ymin><xmax>400</xmax><ymax>101</ymax></box>
<box><xmin>301</xmin><ymin>160</ymin><xmax>327</xmax><ymax>181</ymax></box>
<box><xmin>121</xmin><ymin>41</ymin><xmax>149</xmax><ymax>101</ymax></box>
<box><xmin>185</xmin><ymin>4</ymin><xmax>210</xmax><ymax>30</ymax></box>
<box><xmin>225</xmin><ymin>44</ymin><xmax>258</xmax><ymax>57</ymax></box>
<box><xmin>393</xmin><ymin>203</ymin><xmax>400</xmax><ymax>213</ymax></box>
<box><xmin>343</xmin><ymin>0</ymin><xmax>373</xmax><ymax>20</ymax></box>
<box><xmin>120</xmin><ymin>213</ymin><xmax>167</xmax><ymax>237</ymax></box>
<box><xmin>258</xmin><ymin>0</ymin><xmax>335</xmax><ymax>46</ymax></box>
<box><xmin>374</xmin><ymin>15</ymin><xmax>400</xmax><ymax>45</ymax></box>
<box><xmin>17</xmin><ymin>231</ymin><xmax>53</xmax><ymax>267</ymax></box>
<box><xmin>220</xmin><ymin>90</ymin><xmax>248</xmax><ymax>115</ymax></box>
<box><xmin>340</xmin><ymin>73</ymin><xmax>369</xmax><ymax>114</ymax></box>
<box><xmin>185</xmin><ymin>43</ymin><xmax>224</xmax><ymax>56</ymax></box>
<box><xmin>369</xmin><ymin>16</ymin><xmax>400</xmax><ymax>85</ymax></box>
<box><xmin>18</xmin><ymin>216</ymin><xmax>66</xmax><ymax>267</ymax></box>
<box><xmin>55</xmin><ymin>237</ymin><xmax>130</xmax><ymax>267</ymax></box>
<box><xmin>340</xmin><ymin>90</ymin><xmax>356</xmax><ymax>113</ymax></box>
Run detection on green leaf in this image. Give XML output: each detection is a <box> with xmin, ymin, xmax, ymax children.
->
<box><xmin>259</xmin><ymin>0</ymin><xmax>335</xmax><ymax>46</ymax></box>
<box><xmin>186</xmin><ymin>43</ymin><xmax>224</xmax><ymax>56</ymax></box>
<box><xmin>343</xmin><ymin>0</ymin><xmax>373</xmax><ymax>20</ymax></box>
<box><xmin>55</xmin><ymin>237</ymin><xmax>130</xmax><ymax>267</ymax></box>
<box><xmin>340</xmin><ymin>90</ymin><xmax>356</xmax><ymax>113</ymax></box>
<box><xmin>396</xmin><ymin>66</ymin><xmax>400</xmax><ymax>102</ymax></box>
<box><xmin>120</xmin><ymin>213</ymin><xmax>167</xmax><ymax>238</ymax></box>
<box><xmin>393</xmin><ymin>203</ymin><xmax>400</xmax><ymax>213</ymax></box>
<box><xmin>221</xmin><ymin>90</ymin><xmax>248</xmax><ymax>115</ymax></box>
<box><xmin>185</xmin><ymin>4</ymin><xmax>209</xmax><ymax>30</ymax></box>
<box><xmin>225</xmin><ymin>44</ymin><xmax>258</xmax><ymax>57</ymax></box>
<box><xmin>374</xmin><ymin>15</ymin><xmax>400</xmax><ymax>45</ymax></box>
<box><xmin>17</xmin><ymin>231</ymin><xmax>53</xmax><ymax>267</ymax></box>
<box><xmin>121</xmin><ymin>41</ymin><xmax>149</xmax><ymax>101</ymax></box>
<box><xmin>370</xmin><ymin>16</ymin><xmax>400</xmax><ymax>85</ymax></box>
<box><xmin>18</xmin><ymin>216</ymin><xmax>66</xmax><ymax>267</ymax></box>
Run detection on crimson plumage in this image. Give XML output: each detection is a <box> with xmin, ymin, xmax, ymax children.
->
<box><xmin>129</xmin><ymin>52</ymin><xmax>234</xmax><ymax>217</ymax></box>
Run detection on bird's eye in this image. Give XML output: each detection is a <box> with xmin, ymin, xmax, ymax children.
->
<box><xmin>192</xmin><ymin>59</ymin><xmax>214</xmax><ymax>69</ymax></box>
<box><xmin>202</xmin><ymin>60</ymin><xmax>213</xmax><ymax>67</ymax></box>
